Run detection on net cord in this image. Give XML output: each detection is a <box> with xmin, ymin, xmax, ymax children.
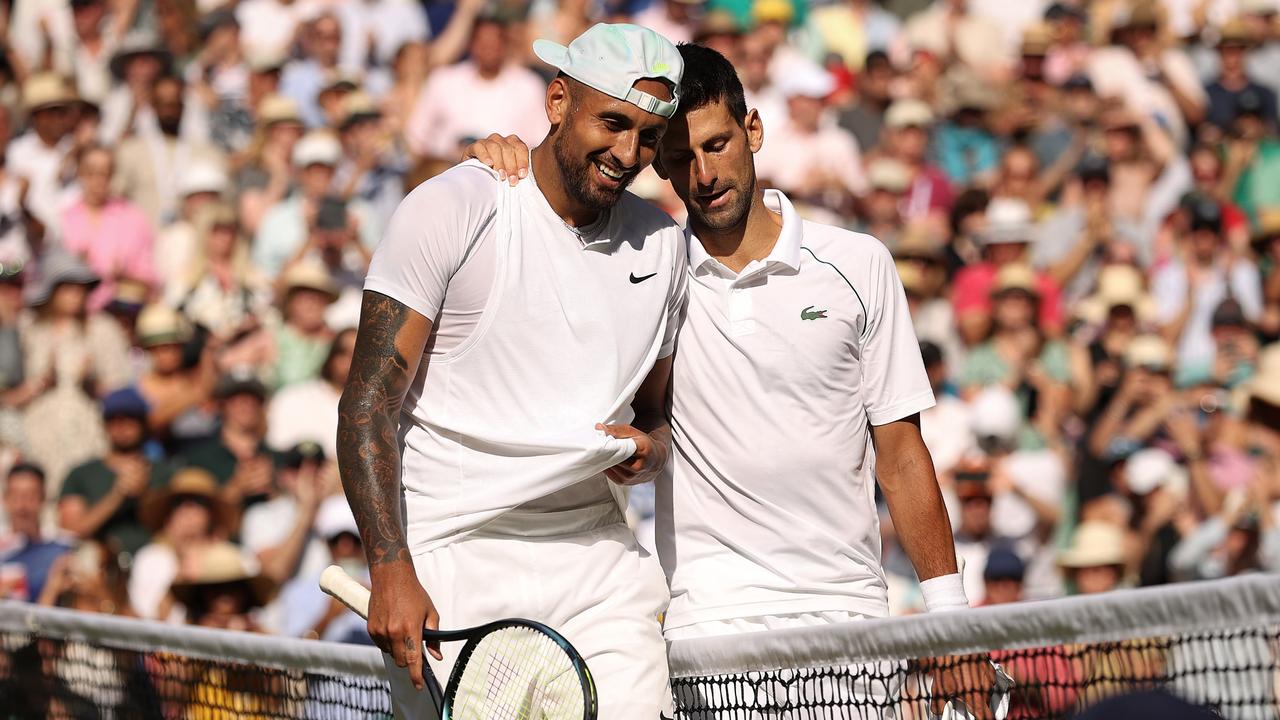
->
<box><xmin>0</xmin><ymin>600</ymin><xmax>386</xmax><ymax>678</ymax></box>
<box><xmin>666</xmin><ymin>574</ymin><xmax>1280</xmax><ymax>678</ymax></box>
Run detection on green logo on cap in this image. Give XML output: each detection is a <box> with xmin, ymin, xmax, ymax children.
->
<box><xmin>651</xmin><ymin>61</ymin><xmax>670</xmax><ymax>74</ymax></box>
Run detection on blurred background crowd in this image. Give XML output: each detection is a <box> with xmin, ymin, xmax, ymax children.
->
<box><xmin>0</xmin><ymin>0</ymin><xmax>1277</xmax><ymax>641</ymax></box>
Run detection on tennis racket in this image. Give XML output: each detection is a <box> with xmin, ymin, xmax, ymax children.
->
<box><xmin>319</xmin><ymin>565</ymin><xmax>598</xmax><ymax>720</ymax></box>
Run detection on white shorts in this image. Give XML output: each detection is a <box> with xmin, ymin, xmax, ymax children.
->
<box><xmin>384</xmin><ymin>503</ymin><xmax>673</xmax><ymax>719</ymax></box>
<box><xmin>666</xmin><ymin>611</ymin><xmax>905</xmax><ymax>720</ymax></box>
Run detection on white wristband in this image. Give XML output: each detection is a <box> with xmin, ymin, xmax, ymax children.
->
<box><xmin>921</xmin><ymin>573</ymin><xmax>969</xmax><ymax>613</ymax></box>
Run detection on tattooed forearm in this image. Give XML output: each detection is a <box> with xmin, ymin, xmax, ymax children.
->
<box><xmin>337</xmin><ymin>291</ymin><xmax>426</xmax><ymax>567</ymax></box>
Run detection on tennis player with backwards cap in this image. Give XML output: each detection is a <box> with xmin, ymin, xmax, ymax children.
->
<box><xmin>336</xmin><ymin>24</ymin><xmax>687</xmax><ymax>719</ymax></box>
<box><xmin>468</xmin><ymin>44</ymin><xmax>1010</xmax><ymax>719</ymax></box>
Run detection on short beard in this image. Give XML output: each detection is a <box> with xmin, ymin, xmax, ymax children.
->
<box><xmin>552</xmin><ymin>116</ymin><xmax>631</xmax><ymax>213</ymax></box>
<box><xmin>687</xmin><ymin>164</ymin><xmax>756</xmax><ymax>232</ymax></box>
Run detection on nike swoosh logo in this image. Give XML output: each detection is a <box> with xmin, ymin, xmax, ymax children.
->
<box><xmin>630</xmin><ymin>272</ymin><xmax>658</xmax><ymax>284</ymax></box>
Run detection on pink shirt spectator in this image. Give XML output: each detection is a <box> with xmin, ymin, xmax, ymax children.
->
<box><xmin>903</xmin><ymin>165</ymin><xmax>954</xmax><ymax>218</ymax></box>
<box><xmin>60</xmin><ymin>199</ymin><xmax>156</xmax><ymax>311</ymax></box>
<box><xmin>951</xmin><ymin>262</ymin><xmax>1064</xmax><ymax>333</ymax></box>
<box><xmin>405</xmin><ymin>61</ymin><xmax>549</xmax><ymax>161</ymax></box>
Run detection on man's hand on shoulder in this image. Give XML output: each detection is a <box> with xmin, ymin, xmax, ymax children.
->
<box><xmin>462</xmin><ymin>133</ymin><xmax>531</xmax><ymax>186</ymax></box>
<box><xmin>597</xmin><ymin>422</ymin><xmax>670</xmax><ymax>486</ymax></box>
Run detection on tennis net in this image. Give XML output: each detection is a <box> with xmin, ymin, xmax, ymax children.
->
<box><xmin>2</xmin><ymin>575</ymin><xmax>1278</xmax><ymax>719</ymax></box>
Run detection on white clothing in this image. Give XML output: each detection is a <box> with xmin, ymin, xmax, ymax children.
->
<box><xmin>1151</xmin><ymin>259</ymin><xmax>1264</xmax><ymax>373</ymax></box>
<box><xmin>338</xmin><ymin>0</ymin><xmax>429</xmax><ymax>70</ymax></box>
<box><xmin>920</xmin><ymin>393</ymin><xmax>975</xmax><ymax>475</ymax></box>
<box><xmin>991</xmin><ymin>449</ymin><xmax>1066</xmax><ymax>540</ymax></box>
<box><xmin>752</xmin><ymin>115</ymin><xmax>868</xmax><ymax>198</ymax></box>
<box><xmin>659</xmin><ymin>190</ymin><xmax>934</xmax><ymax>631</ymax></box>
<box><xmin>240</xmin><ymin>495</ymin><xmax>330</xmax><ymax>634</ymax></box>
<box><xmin>404</xmin><ymin>62</ymin><xmax>548</xmax><ymax>160</ymax></box>
<box><xmin>128</xmin><ymin>542</ymin><xmax>178</xmax><ymax>621</ymax></box>
<box><xmin>364</xmin><ymin>159</ymin><xmax>686</xmax><ymax>550</ymax></box>
<box><xmin>383</xmin><ymin>507</ymin><xmax>672</xmax><ymax>720</ymax></box>
<box><xmin>236</xmin><ymin>0</ymin><xmax>320</xmax><ymax>60</ymax></box>
<box><xmin>5</xmin><ymin>133</ymin><xmax>72</xmax><ymax>234</ymax></box>
<box><xmin>266</xmin><ymin>379</ymin><xmax>341</xmax><ymax>459</ymax></box>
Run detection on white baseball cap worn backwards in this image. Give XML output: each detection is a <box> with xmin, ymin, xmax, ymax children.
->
<box><xmin>533</xmin><ymin>23</ymin><xmax>684</xmax><ymax>119</ymax></box>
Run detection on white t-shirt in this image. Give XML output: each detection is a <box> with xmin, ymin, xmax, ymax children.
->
<box><xmin>658</xmin><ymin>190</ymin><xmax>934</xmax><ymax>631</ymax></box>
<box><xmin>364</xmin><ymin>161</ymin><xmax>686</xmax><ymax>552</ymax></box>
<box><xmin>266</xmin><ymin>379</ymin><xmax>342</xmax><ymax>460</ymax></box>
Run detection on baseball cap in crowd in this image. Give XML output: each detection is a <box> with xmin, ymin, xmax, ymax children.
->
<box><xmin>533</xmin><ymin>24</ymin><xmax>683</xmax><ymax>119</ymax></box>
<box><xmin>867</xmin><ymin>158</ymin><xmax>912</xmax><ymax>193</ymax></box>
<box><xmin>1062</xmin><ymin>73</ymin><xmax>1094</xmax><ymax>92</ymax></box>
<box><xmin>981</xmin><ymin>198</ymin><xmax>1035</xmax><ymax>245</ymax></box>
<box><xmin>777</xmin><ymin>62</ymin><xmax>834</xmax><ymax>99</ymax></box>
<box><xmin>101</xmin><ymin>387</ymin><xmax>149</xmax><ymax>420</ymax></box>
<box><xmin>177</xmin><ymin>161</ymin><xmax>227</xmax><ymax>199</ymax></box>
<box><xmin>969</xmin><ymin>385</ymin><xmax>1022</xmax><ymax>449</ymax></box>
<box><xmin>884</xmin><ymin>99</ymin><xmax>934</xmax><ymax>130</ymax></box>
<box><xmin>752</xmin><ymin>0</ymin><xmax>795</xmax><ymax>26</ymax></box>
<box><xmin>1124</xmin><ymin>447</ymin><xmax>1184</xmax><ymax>496</ymax></box>
<box><xmin>315</xmin><ymin>495</ymin><xmax>360</xmax><ymax>541</ymax></box>
<box><xmin>215</xmin><ymin>368</ymin><xmax>268</xmax><ymax>401</ymax></box>
<box><xmin>106</xmin><ymin>278</ymin><xmax>149</xmax><ymax>317</ymax></box>
<box><xmin>983</xmin><ymin>547</ymin><xmax>1026</xmax><ymax>582</ymax></box>
<box><xmin>293</xmin><ymin>131</ymin><xmax>343</xmax><ymax>168</ymax></box>
<box><xmin>135</xmin><ymin>304</ymin><xmax>194</xmax><ymax>348</ymax></box>
<box><xmin>283</xmin><ymin>440</ymin><xmax>326</xmax><ymax>469</ymax></box>
<box><xmin>1124</xmin><ymin>334</ymin><xmax>1172</xmax><ymax>372</ymax></box>
<box><xmin>247</xmin><ymin>48</ymin><xmax>288</xmax><ymax>74</ymax></box>
<box><xmin>110</xmin><ymin>30</ymin><xmax>172</xmax><ymax>80</ymax></box>
<box><xmin>1183</xmin><ymin>193</ymin><xmax>1224</xmax><ymax>233</ymax></box>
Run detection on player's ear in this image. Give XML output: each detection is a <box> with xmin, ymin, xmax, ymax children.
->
<box><xmin>546</xmin><ymin>78</ymin><xmax>572</xmax><ymax>126</ymax></box>
<box><xmin>745</xmin><ymin>109</ymin><xmax>764</xmax><ymax>154</ymax></box>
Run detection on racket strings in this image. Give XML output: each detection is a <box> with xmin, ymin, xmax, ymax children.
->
<box><xmin>451</xmin><ymin>626</ymin><xmax>585</xmax><ymax>720</ymax></box>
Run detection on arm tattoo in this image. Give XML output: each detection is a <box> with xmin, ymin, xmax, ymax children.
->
<box><xmin>337</xmin><ymin>291</ymin><xmax>417</xmax><ymax>567</ymax></box>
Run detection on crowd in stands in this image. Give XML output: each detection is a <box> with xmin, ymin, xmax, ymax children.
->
<box><xmin>0</xmin><ymin>0</ymin><xmax>1278</xmax><ymax>644</ymax></box>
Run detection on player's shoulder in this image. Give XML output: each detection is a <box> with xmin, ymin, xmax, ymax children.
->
<box><xmin>397</xmin><ymin>160</ymin><xmax>502</xmax><ymax>215</ymax></box>
<box><xmin>798</xmin><ymin>219</ymin><xmax>894</xmax><ymax>272</ymax></box>
<box><xmin>614</xmin><ymin>190</ymin><xmax>682</xmax><ymax>238</ymax></box>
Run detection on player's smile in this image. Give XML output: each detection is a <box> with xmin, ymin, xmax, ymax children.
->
<box><xmin>591</xmin><ymin>156</ymin><xmax>633</xmax><ymax>192</ymax></box>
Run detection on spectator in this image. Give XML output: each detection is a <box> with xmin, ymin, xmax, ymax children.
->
<box><xmin>21</xmin><ymin>252</ymin><xmax>131</xmax><ymax>490</ymax></box>
<box><xmin>980</xmin><ymin>546</ymin><xmax>1025</xmax><ymax>606</ymax></box>
<box><xmin>1204</xmin><ymin>19</ymin><xmax>1277</xmax><ymax>133</ymax></box>
<box><xmin>404</xmin><ymin>16</ymin><xmax>548</xmax><ymax>162</ymax></box>
<box><xmin>735</xmin><ymin>31</ymin><xmax>785</xmax><ymax>133</ymax></box>
<box><xmin>334</xmin><ymin>93</ymin><xmax>403</xmax><ymax>232</ymax></box>
<box><xmin>836</xmin><ymin>49</ymin><xmax>892</xmax><ymax>152</ymax></box>
<box><xmin>917</xmin><ymin>341</ymin><xmax>973</xmax><ymax>476</ymax></box>
<box><xmin>754</xmin><ymin>63</ymin><xmax>865</xmax><ymax>213</ymax></box>
<box><xmin>131</xmin><ymin>467</ymin><xmax>232</xmax><ymax>620</ymax></box>
<box><xmin>0</xmin><ymin>463</ymin><xmax>71</xmax><ymax>601</ymax></box>
<box><xmin>951</xmin><ymin>199</ymin><xmax>1065</xmax><ymax>346</ymax></box>
<box><xmin>253</xmin><ymin>130</ymin><xmax>378</xmax><ymax>277</ymax></box>
<box><xmin>114</xmin><ymin>74</ymin><xmax>224</xmax><ymax>228</ymax></box>
<box><xmin>897</xmin><ymin>230</ymin><xmax>962</xmax><ymax>372</ymax></box>
<box><xmin>933</xmin><ymin>70</ymin><xmax>1000</xmax><ymax>188</ymax></box>
<box><xmin>59</xmin><ymin>144</ymin><xmax>156</xmax><ymax>312</ymax></box>
<box><xmin>236</xmin><ymin>0</ymin><xmax>311</xmax><ymax>61</ymax></box>
<box><xmin>57</xmin><ymin>387</ymin><xmax>157</xmax><ymax>557</ymax></box>
<box><xmin>154</xmin><ymin>159</ymin><xmax>228</xmax><ymax>293</ymax></box>
<box><xmin>277</xmin><ymin>493</ymin><xmax>370</xmax><ymax>642</ymax></box>
<box><xmin>808</xmin><ymin>0</ymin><xmax>900</xmax><ymax>71</ymax></box>
<box><xmin>279</xmin><ymin>13</ymin><xmax>347</xmax><ymax>129</ymax></box>
<box><xmin>1168</xmin><ymin>483</ymin><xmax>1280</xmax><ymax>581</ymax></box>
<box><xmin>335</xmin><ymin>0</ymin><xmax>429</xmax><ymax>75</ymax></box>
<box><xmin>879</xmin><ymin>99</ymin><xmax>953</xmax><ymax>231</ymax></box>
<box><xmin>1258</xmin><ymin>212</ymin><xmax>1280</xmax><ymax>342</ymax></box>
<box><xmin>6</xmin><ymin>73</ymin><xmax>78</xmax><ymax>235</ymax></box>
<box><xmin>133</xmin><ymin>304</ymin><xmax>215</xmax><ymax>443</ymax></box>
<box><xmin>267</xmin><ymin>328</ymin><xmax>354</xmax><ymax>459</ymax></box>
<box><xmin>36</xmin><ymin>539</ymin><xmax>133</xmax><ymax>615</ymax></box>
<box><xmin>99</xmin><ymin>30</ymin><xmax>185</xmax><ymax>144</ymax></box>
<box><xmin>169</xmin><ymin>540</ymin><xmax>274</xmax><ymax>630</ymax></box>
<box><xmin>903</xmin><ymin>0</ymin><xmax>1010</xmax><ymax>78</ymax></box>
<box><xmin>209</xmin><ymin>48</ymin><xmax>284</xmax><ymax>156</ymax></box>
<box><xmin>960</xmin><ymin>264</ymin><xmax>1070</xmax><ymax>394</ymax></box>
<box><xmin>181</xmin><ymin>370</ymin><xmax>275</xmax><ymax>511</ymax></box>
<box><xmin>1059</xmin><ymin>521</ymin><xmax>1129</xmax><ymax>595</ymax></box>
<box><xmin>268</xmin><ymin>260</ymin><xmax>338</xmax><ymax>390</ymax></box>
<box><xmin>234</xmin><ymin>93</ymin><xmax>304</xmax><ymax>236</ymax></box>
<box><xmin>860</xmin><ymin>158</ymin><xmax>910</xmax><ymax>245</ymax></box>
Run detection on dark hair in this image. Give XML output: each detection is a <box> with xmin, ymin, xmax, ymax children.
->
<box><xmin>7</xmin><ymin>462</ymin><xmax>47</xmax><ymax>493</ymax></box>
<box><xmin>949</xmin><ymin>188</ymin><xmax>989</xmax><ymax>237</ymax></box>
<box><xmin>919</xmin><ymin>341</ymin><xmax>943</xmax><ymax>368</ymax></box>
<box><xmin>675</xmin><ymin>43</ymin><xmax>748</xmax><ymax>125</ymax></box>
<box><xmin>864</xmin><ymin>50</ymin><xmax>891</xmax><ymax>72</ymax></box>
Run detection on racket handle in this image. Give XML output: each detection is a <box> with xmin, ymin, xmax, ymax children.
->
<box><xmin>320</xmin><ymin>564</ymin><xmax>371</xmax><ymax>619</ymax></box>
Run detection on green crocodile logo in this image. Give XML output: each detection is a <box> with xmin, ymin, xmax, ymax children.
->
<box><xmin>801</xmin><ymin>306</ymin><xmax>828</xmax><ymax>321</ymax></box>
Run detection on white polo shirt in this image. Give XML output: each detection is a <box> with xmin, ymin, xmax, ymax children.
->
<box><xmin>657</xmin><ymin>190</ymin><xmax>934</xmax><ymax>631</ymax></box>
<box><xmin>365</xmin><ymin>161</ymin><xmax>686</xmax><ymax>552</ymax></box>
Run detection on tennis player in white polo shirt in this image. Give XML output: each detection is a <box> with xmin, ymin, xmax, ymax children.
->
<box><xmin>337</xmin><ymin>24</ymin><xmax>687</xmax><ymax>719</ymax></box>
<box><xmin>467</xmin><ymin>43</ymin><xmax>1008</xmax><ymax>718</ymax></box>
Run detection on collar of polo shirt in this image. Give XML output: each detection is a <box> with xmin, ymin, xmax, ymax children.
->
<box><xmin>687</xmin><ymin>189</ymin><xmax>803</xmax><ymax>277</ymax></box>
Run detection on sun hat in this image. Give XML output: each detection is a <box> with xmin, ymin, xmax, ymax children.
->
<box><xmin>981</xmin><ymin>198</ymin><xmax>1036</xmax><ymax>245</ymax></box>
<box><xmin>1124</xmin><ymin>334</ymin><xmax>1172</xmax><ymax>372</ymax></box>
<box><xmin>281</xmin><ymin>260</ymin><xmax>339</xmax><ymax>302</ymax></box>
<box><xmin>533</xmin><ymin>23</ymin><xmax>684</xmax><ymax>119</ymax></box>
<box><xmin>169</xmin><ymin>541</ymin><xmax>277</xmax><ymax>609</ymax></box>
<box><xmin>139</xmin><ymin>467</ymin><xmax>234</xmax><ymax>532</ymax></box>
<box><xmin>1074</xmin><ymin>265</ymin><xmax>1156</xmax><ymax>325</ymax></box>
<box><xmin>292</xmin><ymin>131</ymin><xmax>343</xmax><ymax>168</ymax></box>
<box><xmin>868</xmin><ymin>158</ymin><xmax>912</xmax><ymax>193</ymax></box>
<box><xmin>176</xmin><ymin>161</ymin><xmax>228</xmax><ymax>198</ymax></box>
<box><xmin>884</xmin><ymin>99</ymin><xmax>934</xmax><ymax>129</ymax></box>
<box><xmin>992</xmin><ymin>263</ymin><xmax>1039</xmax><ymax>297</ymax></box>
<box><xmin>257</xmin><ymin>94</ymin><xmax>302</xmax><ymax>126</ymax></box>
<box><xmin>23</xmin><ymin>251</ymin><xmax>99</xmax><ymax>307</ymax></box>
<box><xmin>22</xmin><ymin>72</ymin><xmax>79</xmax><ymax>113</ymax></box>
<box><xmin>109</xmin><ymin>30</ymin><xmax>172</xmax><ymax>80</ymax></box>
<box><xmin>1124</xmin><ymin>448</ymin><xmax>1182</xmax><ymax>495</ymax></box>
<box><xmin>135</xmin><ymin>304</ymin><xmax>193</xmax><ymax>348</ymax></box>
<box><xmin>969</xmin><ymin>385</ymin><xmax>1023</xmax><ymax>445</ymax></box>
<box><xmin>1059</xmin><ymin>521</ymin><xmax>1127</xmax><ymax>568</ymax></box>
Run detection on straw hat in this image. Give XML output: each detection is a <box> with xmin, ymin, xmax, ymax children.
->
<box><xmin>1124</xmin><ymin>334</ymin><xmax>1172</xmax><ymax>371</ymax></box>
<box><xmin>1246</xmin><ymin>343</ymin><xmax>1280</xmax><ymax>407</ymax></box>
<box><xmin>24</xmin><ymin>251</ymin><xmax>99</xmax><ymax>307</ymax></box>
<box><xmin>139</xmin><ymin>467</ymin><xmax>234</xmax><ymax>532</ymax></box>
<box><xmin>752</xmin><ymin>0</ymin><xmax>794</xmax><ymax>25</ymax></box>
<box><xmin>884</xmin><ymin>99</ymin><xmax>935</xmax><ymax>130</ymax></box>
<box><xmin>1074</xmin><ymin>265</ymin><xmax>1156</xmax><ymax>325</ymax></box>
<box><xmin>1020</xmin><ymin>22</ymin><xmax>1053</xmax><ymax>56</ymax></box>
<box><xmin>106</xmin><ymin>278</ymin><xmax>150</xmax><ymax>316</ymax></box>
<box><xmin>257</xmin><ymin>94</ymin><xmax>303</xmax><ymax>126</ymax></box>
<box><xmin>281</xmin><ymin>260</ymin><xmax>339</xmax><ymax>302</ymax></box>
<box><xmin>868</xmin><ymin>158</ymin><xmax>912</xmax><ymax>194</ymax></box>
<box><xmin>22</xmin><ymin>72</ymin><xmax>78</xmax><ymax>113</ymax></box>
<box><xmin>135</xmin><ymin>304</ymin><xmax>193</xmax><ymax>348</ymax></box>
<box><xmin>169</xmin><ymin>541</ymin><xmax>277</xmax><ymax>609</ymax></box>
<box><xmin>339</xmin><ymin>91</ymin><xmax>381</xmax><ymax>129</ymax></box>
<box><xmin>1059</xmin><ymin>521</ymin><xmax>1128</xmax><ymax>568</ymax></box>
<box><xmin>992</xmin><ymin>263</ymin><xmax>1039</xmax><ymax>297</ymax></box>
<box><xmin>1217</xmin><ymin>17</ymin><xmax>1257</xmax><ymax>47</ymax></box>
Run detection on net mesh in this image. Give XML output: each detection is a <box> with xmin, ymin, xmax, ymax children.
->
<box><xmin>2</xmin><ymin>575</ymin><xmax>1278</xmax><ymax>719</ymax></box>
